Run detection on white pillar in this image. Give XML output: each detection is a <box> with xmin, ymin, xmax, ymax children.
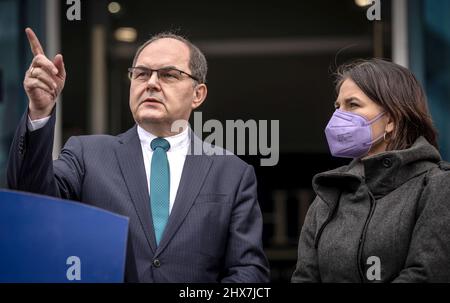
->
<box><xmin>90</xmin><ymin>25</ymin><xmax>107</xmax><ymax>134</ymax></box>
<box><xmin>46</xmin><ymin>0</ymin><xmax>61</xmax><ymax>159</ymax></box>
<box><xmin>272</xmin><ymin>190</ymin><xmax>289</xmax><ymax>246</ymax></box>
<box><xmin>392</xmin><ymin>0</ymin><xmax>409</xmax><ymax>67</ymax></box>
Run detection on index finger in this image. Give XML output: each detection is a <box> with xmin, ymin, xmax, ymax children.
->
<box><xmin>25</xmin><ymin>28</ymin><xmax>45</xmax><ymax>56</ymax></box>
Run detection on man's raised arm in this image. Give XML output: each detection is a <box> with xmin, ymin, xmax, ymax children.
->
<box><xmin>24</xmin><ymin>27</ymin><xmax>66</xmax><ymax>120</ymax></box>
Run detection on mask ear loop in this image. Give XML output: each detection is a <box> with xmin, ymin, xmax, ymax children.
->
<box><xmin>363</xmin><ymin>113</ymin><xmax>387</xmax><ymax>147</ymax></box>
<box><xmin>364</xmin><ymin>111</ymin><xmax>386</xmax><ymax>126</ymax></box>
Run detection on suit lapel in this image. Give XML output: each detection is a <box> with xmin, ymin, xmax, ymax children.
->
<box><xmin>115</xmin><ymin>126</ymin><xmax>157</xmax><ymax>253</ymax></box>
<box><xmin>156</xmin><ymin>131</ymin><xmax>212</xmax><ymax>255</ymax></box>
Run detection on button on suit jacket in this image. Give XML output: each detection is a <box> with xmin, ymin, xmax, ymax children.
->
<box><xmin>7</xmin><ymin>109</ymin><xmax>270</xmax><ymax>282</ymax></box>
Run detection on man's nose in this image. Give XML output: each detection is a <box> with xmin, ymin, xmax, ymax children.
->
<box><xmin>146</xmin><ymin>71</ymin><xmax>161</xmax><ymax>90</ymax></box>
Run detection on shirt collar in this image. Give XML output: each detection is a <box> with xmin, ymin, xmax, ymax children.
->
<box><xmin>137</xmin><ymin>125</ymin><xmax>190</xmax><ymax>152</ymax></box>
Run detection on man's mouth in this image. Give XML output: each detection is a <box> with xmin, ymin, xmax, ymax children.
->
<box><xmin>141</xmin><ymin>97</ymin><xmax>163</xmax><ymax>106</ymax></box>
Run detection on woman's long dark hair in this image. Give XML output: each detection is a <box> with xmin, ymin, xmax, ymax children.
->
<box><xmin>335</xmin><ymin>58</ymin><xmax>438</xmax><ymax>150</ymax></box>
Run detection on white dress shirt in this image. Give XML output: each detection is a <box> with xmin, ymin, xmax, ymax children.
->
<box><xmin>28</xmin><ymin>115</ymin><xmax>190</xmax><ymax>214</ymax></box>
<box><xmin>137</xmin><ymin>125</ymin><xmax>189</xmax><ymax>214</ymax></box>
<box><xmin>28</xmin><ymin>115</ymin><xmax>51</xmax><ymax>131</ymax></box>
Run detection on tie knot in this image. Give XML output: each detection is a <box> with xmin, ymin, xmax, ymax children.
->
<box><xmin>151</xmin><ymin>138</ymin><xmax>170</xmax><ymax>152</ymax></box>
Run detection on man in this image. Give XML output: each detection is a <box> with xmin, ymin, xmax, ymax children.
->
<box><xmin>7</xmin><ymin>28</ymin><xmax>269</xmax><ymax>282</ymax></box>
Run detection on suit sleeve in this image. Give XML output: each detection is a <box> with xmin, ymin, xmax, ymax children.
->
<box><xmin>220</xmin><ymin>164</ymin><xmax>270</xmax><ymax>283</ymax></box>
<box><xmin>392</xmin><ymin>172</ymin><xmax>450</xmax><ymax>282</ymax></box>
<box><xmin>291</xmin><ymin>197</ymin><xmax>321</xmax><ymax>282</ymax></box>
<box><xmin>7</xmin><ymin>108</ymin><xmax>84</xmax><ymax>201</ymax></box>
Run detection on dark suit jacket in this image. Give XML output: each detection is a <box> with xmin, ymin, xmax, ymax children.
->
<box><xmin>7</xmin><ymin>110</ymin><xmax>270</xmax><ymax>282</ymax></box>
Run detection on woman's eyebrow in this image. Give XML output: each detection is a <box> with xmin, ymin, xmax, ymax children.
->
<box><xmin>345</xmin><ymin>97</ymin><xmax>361</xmax><ymax>102</ymax></box>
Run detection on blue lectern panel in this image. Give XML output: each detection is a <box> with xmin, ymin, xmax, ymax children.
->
<box><xmin>0</xmin><ymin>190</ymin><xmax>129</xmax><ymax>283</ymax></box>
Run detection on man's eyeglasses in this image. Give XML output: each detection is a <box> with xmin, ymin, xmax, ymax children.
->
<box><xmin>128</xmin><ymin>66</ymin><xmax>199</xmax><ymax>84</ymax></box>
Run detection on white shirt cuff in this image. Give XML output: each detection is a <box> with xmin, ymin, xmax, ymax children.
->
<box><xmin>27</xmin><ymin>115</ymin><xmax>51</xmax><ymax>132</ymax></box>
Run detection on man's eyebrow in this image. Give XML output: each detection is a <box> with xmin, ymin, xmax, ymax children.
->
<box><xmin>158</xmin><ymin>65</ymin><xmax>179</xmax><ymax>70</ymax></box>
<box><xmin>134</xmin><ymin>65</ymin><xmax>149</xmax><ymax>69</ymax></box>
<box><xmin>134</xmin><ymin>64</ymin><xmax>179</xmax><ymax>70</ymax></box>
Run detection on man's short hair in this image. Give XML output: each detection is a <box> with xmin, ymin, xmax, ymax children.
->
<box><xmin>132</xmin><ymin>32</ymin><xmax>208</xmax><ymax>84</ymax></box>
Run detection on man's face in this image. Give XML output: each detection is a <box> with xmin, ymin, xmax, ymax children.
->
<box><xmin>129</xmin><ymin>38</ymin><xmax>205</xmax><ymax>132</ymax></box>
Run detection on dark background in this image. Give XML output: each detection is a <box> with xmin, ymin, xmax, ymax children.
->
<box><xmin>0</xmin><ymin>0</ymin><xmax>400</xmax><ymax>282</ymax></box>
<box><xmin>59</xmin><ymin>0</ymin><xmax>392</xmax><ymax>282</ymax></box>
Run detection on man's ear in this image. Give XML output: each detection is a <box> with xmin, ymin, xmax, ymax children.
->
<box><xmin>191</xmin><ymin>84</ymin><xmax>207</xmax><ymax>110</ymax></box>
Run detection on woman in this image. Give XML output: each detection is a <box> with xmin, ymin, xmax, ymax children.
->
<box><xmin>292</xmin><ymin>58</ymin><xmax>450</xmax><ymax>282</ymax></box>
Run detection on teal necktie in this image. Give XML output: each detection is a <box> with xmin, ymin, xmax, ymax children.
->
<box><xmin>150</xmin><ymin>138</ymin><xmax>170</xmax><ymax>246</ymax></box>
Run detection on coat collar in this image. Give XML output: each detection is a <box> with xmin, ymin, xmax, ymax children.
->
<box><xmin>361</xmin><ymin>136</ymin><xmax>441</xmax><ymax>197</ymax></box>
<box><xmin>313</xmin><ymin>136</ymin><xmax>441</xmax><ymax>205</ymax></box>
<box><xmin>115</xmin><ymin>125</ymin><xmax>157</xmax><ymax>253</ymax></box>
<box><xmin>114</xmin><ymin>125</ymin><xmax>214</xmax><ymax>256</ymax></box>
